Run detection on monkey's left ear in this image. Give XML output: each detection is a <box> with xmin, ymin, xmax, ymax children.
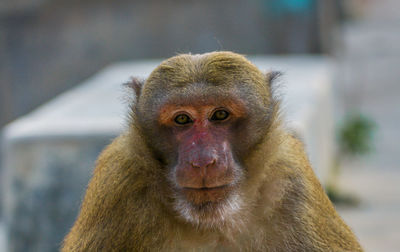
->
<box><xmin>266</xmin><ymin>71</ymin><xmax>282</xmax><ymax>88</ymax></box>
<box><xmin>125</xmin><ymin>77</ymin><xmax>145</xmax><ymax>99</ymax></box>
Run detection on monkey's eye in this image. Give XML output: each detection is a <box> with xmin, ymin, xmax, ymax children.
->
<box><xmin>211</xmin><ymin>110</ymin><xmax>229</xmax><ymax>121</ymax></box>
<box><xmin>174</xmin><ymin>114</ymin><xmax>193</xmax><ymax>125</ymax></box>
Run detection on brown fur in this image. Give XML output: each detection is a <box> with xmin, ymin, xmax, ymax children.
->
<box><xmin>62</xmin><ymin>51</ymin><xmax>363</xmax><ymax>251</ymax></box>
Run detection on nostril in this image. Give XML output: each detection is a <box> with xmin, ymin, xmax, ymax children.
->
<box><xmin>190</xmin><ymin>162</ymin><xmax>201</xmax><ymax>169</ymax></box>
<box><xmin>206</xmin><ymin>159</ymin><xmax>216</xmax><ymax>168</ymax></box>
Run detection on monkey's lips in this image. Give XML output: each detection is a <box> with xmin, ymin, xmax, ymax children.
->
<box><xmin>180</xmin><ymin>184</ymin><xmax>233</xmax><ymax>205</ymax></box>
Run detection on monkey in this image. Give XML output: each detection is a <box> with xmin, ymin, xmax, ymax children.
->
<box><xmin>62</xmin><ymin>51</ymin><xmax>363</xmax><ymax>251</ymax></box>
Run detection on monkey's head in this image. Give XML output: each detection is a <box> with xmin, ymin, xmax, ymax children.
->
<box><xmin>131</xmin><ymin>52</ymin><xmax>279</xmax><ymax>227</ymax></box>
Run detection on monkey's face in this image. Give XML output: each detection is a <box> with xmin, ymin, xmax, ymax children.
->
<box><xmin>155</xmin><ymin>96</ymin><xmax>247</xmax><ymax>225</ymax></box>
<box><xmin>135</xmin><ymin>52</ymin><xmax>274</xmax><ymax>226</ymax></box>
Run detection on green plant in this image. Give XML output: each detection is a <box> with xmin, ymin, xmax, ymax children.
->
<box><xmin>338</xmin><ymin>113</ymin><xmax>376</xmax><ymax>156</ymax></box>
<box><xmin>327</xmin><ymin>112</ymin><xmax>376</xmax><ymax>205</ymax></box>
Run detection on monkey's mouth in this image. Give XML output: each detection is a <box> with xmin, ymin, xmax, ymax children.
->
<box><xmin>179</xmin><ymin>184</ymin><xmax>233</xmax><ymax>205</ymax></box>
<box><xmin>183</xmin><ymin>184</ymin><xmax>230</xmax><ymax>191</ymax></box>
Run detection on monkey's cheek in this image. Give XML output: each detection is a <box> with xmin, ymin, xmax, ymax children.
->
<box><xmin>180</xmin><ymin>186</ymin><xmax>234</xmax><ymax>206</ymax></box>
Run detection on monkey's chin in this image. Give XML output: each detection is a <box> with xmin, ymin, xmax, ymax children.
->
<box><xmin>173</xmin><ymin>188</ymin><xmax>243</xmax><ymax>228</ymax></box>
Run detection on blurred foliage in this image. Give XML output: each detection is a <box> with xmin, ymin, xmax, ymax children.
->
<box><xmin>338</xmin><ymin>113</ymin><xmax>376</xmax><ymax>156</ymax></box>
<box><xmin>327</xmin><ymin>112</ymin><xmax>376</xmax><ymax>205</ymax></box>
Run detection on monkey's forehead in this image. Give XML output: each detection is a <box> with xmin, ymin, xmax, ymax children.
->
<box><xmin>143</xmin><ymin>51</ymin><xmax>268</xmax><ymax>94</ymax></box>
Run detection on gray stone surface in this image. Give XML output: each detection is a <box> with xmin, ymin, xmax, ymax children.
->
<box><xmin>1</xmin><ymin>56</ymin><xmax>334</xmax><ymax>251</ymax></box>
<box><xmin>0</xmin><ymin>222</ymin><xmax>5</xmax><ymax>252</ymax></box>
<box><xmin>2</xmin><ymin>138</ymin><xmax>112</xmax><ymax>251</ymax></box>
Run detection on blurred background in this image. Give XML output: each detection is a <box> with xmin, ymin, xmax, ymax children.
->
<box><xmin>1</xmin><ymin>0</ymin><xmax>399</xmax><ymax>251</ymax></box>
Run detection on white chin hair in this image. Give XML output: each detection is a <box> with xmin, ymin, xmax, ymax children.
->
<box><xmin>174</xmin><ymin>192</ymin><xmax>243</xmax><ymax>229</ymax></box>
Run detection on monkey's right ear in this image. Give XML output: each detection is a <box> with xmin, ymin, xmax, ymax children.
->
<box><xmin>266</xmin><ymin>71</ymin><xmax>282</xmax><ymax>88</ymax></box>
<box><xmin>125</xmin><ymin>78</ymin><xmax>145</xmax><ymax>99</ymax></box>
